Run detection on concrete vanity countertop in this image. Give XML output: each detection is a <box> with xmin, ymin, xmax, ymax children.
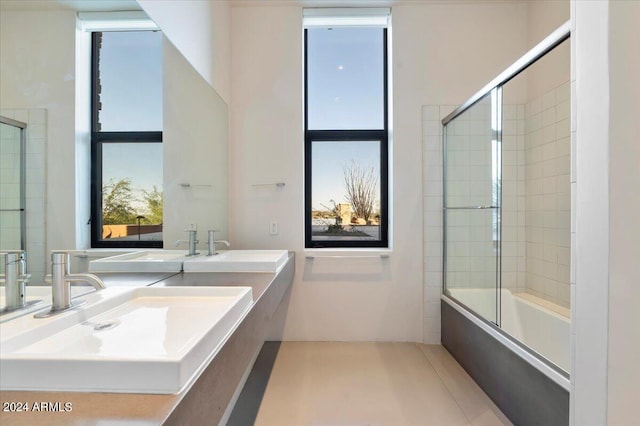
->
<box><xmin>94</xmin><ymin>271</ymin><xmax>183</xmax><ymax>287</ymax></box>
<box><xmin>0</xmin><ymin>253</ymin><xmax>295</xmax><ymax>426</ymax></box>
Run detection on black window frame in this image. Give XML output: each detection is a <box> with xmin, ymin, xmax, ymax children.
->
<box><xmin>304</xmin><ymin>27</ymin><xmax>389</xmax><ymax>248</ymax></box>
<box><xmin>90</xmin><ymin>31</ymin><xmax>163</xmax><ymax>249</ymax></box>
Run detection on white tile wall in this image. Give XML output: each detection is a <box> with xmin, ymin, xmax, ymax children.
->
<box><xmin>423</xmin><ymin>83</ymin><xmax>571</xmax><ymax>344</ymax></box>
<box><xmin>524</xmin><ymin>82</ymin><xmax>571</xmax><ymax>308</ymax></box>
<box><xmin>422</xmin><ymin>105</ymin><xmax>453</xmax><ymax>344</ymax></box>
<box><xmin>502</xmin><ymin>104</ymin><xmax>527</xmax><ymax>293</ymax></box>
<box><xmin>0</xmin><ymin>109</ymin><xmax>47</xmax><ymax>285</ymax></box>
<box><xmin>443</xmin><ymin>99</ymin><xmax>499</xmax><ymax>303</ymax></box>
<box><xmin>0</xmin><ymin>121</ymin><xmax>22</xmax><ymax>250</ymax></box>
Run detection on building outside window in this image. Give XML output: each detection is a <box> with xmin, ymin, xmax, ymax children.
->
<box><xmin>91</xmin><ymin>30</ymin><xmax>163</xmax><ymax>248</ymax></box>
<box><xmin>304</xmin><ymin>9</ymin><xmax>390</xmax><ymax>248</ymax></box>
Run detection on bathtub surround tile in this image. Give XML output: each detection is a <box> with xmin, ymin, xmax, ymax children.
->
<box><xmin>12</xmin><ymin>109</ymin><xmax>29</xmax><ymax>123</ymax></box>
<box><xmin>556</xmin><ymin>100</ymin><xmax>570</xmax><ymax>122</ymax></box>
<box><xmin>542</xmin><ymin>123</ymin><xmax>556</xmax><ymax>145</ymax></box>
<box><xmin>529</xmin><ymin>97</ymin><xmax>542</xmax><ymax>115</ymax></box>
<box><xmin>28</xmin><ymin>123</ymin><xmax>46</xmax><ymax>139</ymax></box>
<box><xmin>422</xmin><ymin>105</ymin><xmax>448</xmax><ymax>344</ymax></box>
<box><xmin>522</xmin><ymin>84</ymin><xmax>571</xmax><ymax>310</ymax></box>
<box><xmin>426</xmin><ymin>301</ymin><xmax>442</xmax><ymax>319</ymax></box>
<box><xmin>28</xmin><ymin>109</ymin><xmax>46</xmax><ymax>124</ymax></box>
<box><xmin>503</xmin><ymin>118</ymin><xmax>518</xmax><ymax>136</ymax></box>
<box><xmin>543</xmin><ymin>90</ymin><xmax>556</xmax><ymax>110</ymax></box>
<box><xmin>425</xmin><ymin>255</ymin><xmax>443</xmax><ymax>273</ymax></box>
<box><xmin>425</xmin><ymin>285</ymin><xmax>441</xmax><ymax>301</ymax></box>
<box><xmin>423</xmin><ymin>86</ymin><xmax>573</xmax><ymax>340</ymax></box>
<box><xmin>424</xmin><ymin>316</ymin><xmax>442</xmax><ymax>341</ymax></box>
<box><xmin>0</xmin><ymin>108</ymin><xmax>47</xmax><ymax>284</ymax></box>
<box><xmin>501</xmin><ymin>112</ymin><xmax>527</xmax><ymax>292</ymax></box>
<box><xmin>424</xmin><ymin>120</ymin><xmax>442</xmax><ymax>136</ymax></box>
<box><xmin>425</xmin><ymin>332</ymin><xmax>443</xmax><ymax>353</ymax></box>
<box><xmin>556</xmin><ymin>118</ymin><xmax>570</xmax><ymax>139</ymax></box>
<box><xmin>558</xmin><ymin>282</ymin><xmax>571</xmax><ymax>307</ymax></box>
<box><xmin>542</xmin><ymin>107</ymin><xmax>556</xmax><ymax>128</ymax></box>
<box><xmin>423</xmin><ymin>105</ymin><xmax>440</xmax><ymax>121</ymax></box>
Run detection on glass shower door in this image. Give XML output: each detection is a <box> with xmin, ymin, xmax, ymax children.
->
<box><xmin>0</xmin><ymin>118</ymin><xmax>26</xmax><ymax>254</ymax></box>
<box><xmin>443</xmin><ymin>90</ymin><xmax>501</xmax><ymax>325</ymax></box>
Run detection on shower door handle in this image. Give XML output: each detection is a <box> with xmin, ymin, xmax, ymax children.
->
<box><xmin>443</xmin><ymin>206</ymin><xmax>499</xmax><ymax>210</ymax></box>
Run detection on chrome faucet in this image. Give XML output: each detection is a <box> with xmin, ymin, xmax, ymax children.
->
<box><xmin>34</xmin><ymin>252</ymin><xmax>106</xmax><ymax>318</ymax></box>
<box><xmin>0</xmin><ymin>250</ymin><xmax>34</xmax><ymax>313</ymax></box>
<box><xmin>176</xmin><ymin>228</ymin><xmax>199</xmax><ymax>256</ymax></box>
<box><xmin>206</xmin><ymin>230</ymin><xmax>230</xmax><ymax>256</ymax></box>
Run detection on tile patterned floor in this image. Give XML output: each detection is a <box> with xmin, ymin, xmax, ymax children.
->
<box><xmin>250</xmin><ymin>342</ymin><xmax>511</xmax><ymax>426</ymax></box>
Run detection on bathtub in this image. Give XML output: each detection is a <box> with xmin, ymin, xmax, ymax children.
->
<box><xmin>442</xmin><ymin>289</ymin><xmax>570</xmax><ymax>425</ymax></box>
<box><xmin>447</xmin><ymin>288</ymin><xmax>570</xmax><ymax>371</ymax></box>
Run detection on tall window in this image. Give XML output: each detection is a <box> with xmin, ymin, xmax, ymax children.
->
<box><xmin>304</xmin><ymin>11</ymin><xmax>389</xmax><ymax>248</ymax></box>
<box><xmin>91</xmin><ymin>31</ymin><xmax>163</xmax><ymax>248</ymax></box>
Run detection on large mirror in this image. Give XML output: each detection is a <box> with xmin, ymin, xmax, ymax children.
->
<box><xmin>0</xmin><ymin>2</ymin><xmax>229</xmax><ymax>305</ymax></box>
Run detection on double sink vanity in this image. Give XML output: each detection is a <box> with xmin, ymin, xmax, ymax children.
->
<box><xmin>0</xmin><ymin>249</ymin><xmax>294</xmax><ymax>425</ymax></box>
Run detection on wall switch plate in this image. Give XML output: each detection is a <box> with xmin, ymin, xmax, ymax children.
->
<box><xmin>269</xmin><ymin>221</ymin><xmax>278</xmax><ymax>235</ymax></box>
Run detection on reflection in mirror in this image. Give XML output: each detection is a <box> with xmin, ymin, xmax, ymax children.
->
<box><xmin>0</xmin><ymin>112</ymin><xmax>47</xmax><ymax>290</ymax></box>
<box><xmin>92</xmin><ymin>30</ymin><xmax>164</xmax><ymax>247</ymax></box>
<box><xmin>0</xmin><ymin>118</ymin><xmax>25</xmax><ymax>252</ymax></box>
<box><xmin>1</xmin><ymin>118</ymin><xmax>27</xmax><ymax>311</ymax></box>
<box><xmin>161</xmin><ymin>37</ymin><xmax>229</xmax><ymax>248</ymax></box>
<box><xmin>97</xmin><ymin>31</ymin><xmax>163</xmax><ymax>132</ymax></box>
<box><xmin>0</xmin><ymin>7</ymin><xmax>229</xmax><ymax>318</ymax></box>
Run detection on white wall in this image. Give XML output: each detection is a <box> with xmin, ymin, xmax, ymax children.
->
<box><xmin>572</xmin><ymin>1</ymin><xmax>610</xmax><ymax>424</ymax></box>
<box><xmin>163</xmin><ymin>38</ymin><xmax>229</xmax><ymax>246</ymax></box>
<box><xmin>526</xmin><ymin>0</ymin><xmax>569</xmax><ymax>48</ymax></box>
<box><xmin>525</xmin><ymin>1</ymin><xmax>570</xmax><ymax>106</ymax></box>
<box><xmin>138</xmin><ymin>0</ymin><xmax>231</xmax><ymax>104</ymax></box>
<box><xmin>398</xmin><ymin>2</ymin><xmax>528</xmax><ymax>343</ymax></box>
<box><xmin>230</xmin><ymin>2</ymin><xmax>529</xmax><ymax>342</ymax></box>
<box><xmin>0</xmin><ymin>10</ymin><xmax>78</xmax><ymax>260</ymax></box>
<box><xmin>572</xmin><ymin>1</ymin><xmax>640</xmax><ymax>423</ymax></box>
<box><xmin>607</xmin><ymin>0</ymin><xmax>640</xmax><ymax>423</ymax></box>
<box><xmin>136</xmin><ymin>0</ymin><xmax>233</xmax><ymax>246</ymax></box>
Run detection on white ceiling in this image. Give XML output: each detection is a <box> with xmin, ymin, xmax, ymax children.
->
<box><xmin>0</xmin><ymin>0</ymin><xmax>141</xmax><ymax>12</ymax></box>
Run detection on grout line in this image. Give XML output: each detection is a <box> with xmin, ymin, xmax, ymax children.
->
<box><xmin>415</xmin><ymin>343</ymin><xmax>475</xmax><ymax>424</ymax></box>
<box><xmin>416</xmin><ymin>343</ymin><xmax>512</xmax><ymax>426</ymax></box>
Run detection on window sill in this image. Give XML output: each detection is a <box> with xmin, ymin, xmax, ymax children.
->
<box><xmin>303</xmin><ymin>248</ymin><xmax>392</xmax><ymax>259</ymax></box>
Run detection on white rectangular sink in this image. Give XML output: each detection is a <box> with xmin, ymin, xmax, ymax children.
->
<box><xmin>183</xmin><ymin>250</ymin><xmax>289</xmax><ymax>273</ymax></box>
<box><xmin>0</xmin><ymin>286</ymin><xmax>252</xmax><ymax>394</ymax></box>
<box><xmin>88</xmin><ymin>250</ymin><xmax>196</xmax><ymax>273</ymax></box>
